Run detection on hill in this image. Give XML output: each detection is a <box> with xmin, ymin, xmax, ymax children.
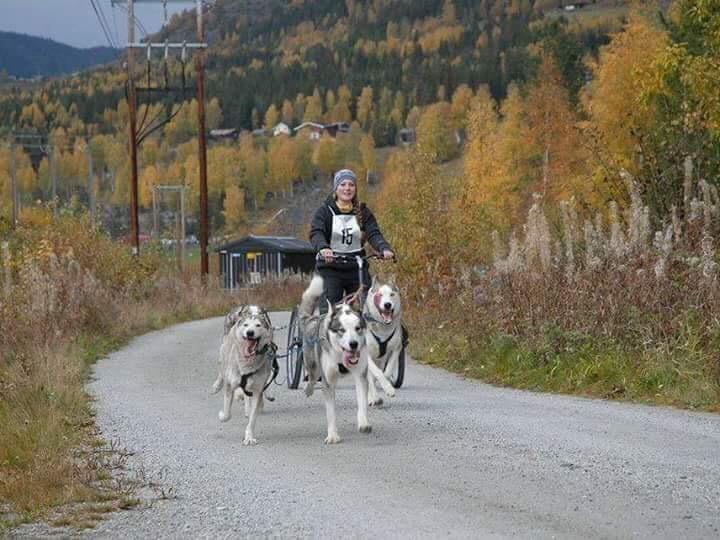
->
<box><xmin>0</xmin><ymin>31</ymin><xmax>119</xmax><ymax>78</ymax></box>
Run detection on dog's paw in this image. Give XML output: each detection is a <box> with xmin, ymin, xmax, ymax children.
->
<box><xmin>324</xmin><ymin>433</ymin><xmax>342</xmax><ymax>444</ymax></box>
<box><xmin>211</xmin><ymin>380</ymin><xmax>222</xmax><ymax>394</ymax></box>
<box><xmin>305</xmin><ymin>383</ymin><xmax>315</xmax><ymax>397</ymax></box>
<box><xmin>218</xmin><ymin>411</ymin><xmax>231</xmax><ymax>422</ymax></box>
<box><xmin>368</xmin><ymin>397</ymin><xmax>383</xmax><ymax>407</ymax></box>
<box><xmin>242</xmin><ymin>436</ymin><xmax>258</xmax><ymax>446</ymax></box>
<box><xmin>383</xmin><ymin>387</ymin><xmax>396</xmax><ymax>398</ymax></box>
<box><xmin>358</xmin><ymin>424</ymin><xmax>372</xmax><ymax>434</ymax></box>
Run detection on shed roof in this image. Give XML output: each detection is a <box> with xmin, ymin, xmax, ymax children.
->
<box><xmin>215</xmin><ymin>235</ymin><xmax>315</xmax><ymax>254</ymax></box>
<box><xmin>294</xmin><ymin>122</ymin><xmax>324</xmax><ymax>131</ymax></box>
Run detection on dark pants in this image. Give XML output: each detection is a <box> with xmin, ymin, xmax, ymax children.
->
<box><xmin>318</xmin><ymin>266</ymin><xmax>370</xmax><ymax>314</ymax></box>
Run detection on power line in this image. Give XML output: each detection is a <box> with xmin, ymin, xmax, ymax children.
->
<box><xmin>96</xmin><ymin>0</ymin><xmax>119</xmax><ymax>48</ymax></box>
<box><xmin>89</xmin><ymin>0</ymin><xmax>117</xmax><ymax>48</ymax></box>
<box><xmin>111</xmin><ymin>2</ymin><xmax>122</xmax><ymax>47</ymax></box>
<box><xmin>115</xmin><ymin>2</ymin><xmax>150</xmax><ymax>37</ymax></box>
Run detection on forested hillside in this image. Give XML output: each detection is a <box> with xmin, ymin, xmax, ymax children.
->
<box><xmin>0</xmin><ymin>0</ymin><xmax>625</xmax><ymax>145</ymax></box>
<box><xmin>0</xmin><ymin>31</ymin><xmax>118</xmax><ymax>79</ymax></box>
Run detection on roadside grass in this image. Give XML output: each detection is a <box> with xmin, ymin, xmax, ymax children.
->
<box><xmin>0</xmin><ymin>212</ymin><xmax>305</xmax><ymax>529</ymax></box>
<box><xmin>408</xmin><ymin>316</ymin><xmax>720</xmax><ymax>411</ymax></box>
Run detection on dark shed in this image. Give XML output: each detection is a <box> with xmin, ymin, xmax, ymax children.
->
<box><xmin>215</xmin><ymin>235</ymin><xmax>316</xmax><ymax>288</ymax></box>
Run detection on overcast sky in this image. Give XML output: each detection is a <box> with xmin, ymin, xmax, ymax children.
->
<box><xmin>0</xmin><ymin>0</ymin><xmax>187</xmax><ymax>49</ymax></box>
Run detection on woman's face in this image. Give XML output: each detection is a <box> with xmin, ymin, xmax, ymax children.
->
<box><xmin>336</xmin><ymin>180</ymin><xmax>356</xmax><ymax>203</ymax></box>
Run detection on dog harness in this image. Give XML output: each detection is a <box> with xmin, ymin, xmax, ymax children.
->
<box><xmin>239</xmin><ymin>342</ymin><xmax>279</xmax><ymax>397</ymax></box>
<box><xmin>328</xmin><ymin>206</ymin><xmax>361</xmax><ymax>254</ymax></box>
<box><xmin>363</xmin><ymin>300</ymin><xmax>396</xmax><ymax>359</ymax></box>
<box><xmin>370</xmin><ymin>329</ymin><xmax>397</xmax><ymax>359</ymax></box>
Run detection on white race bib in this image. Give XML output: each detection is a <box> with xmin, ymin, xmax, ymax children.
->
<box><xmin>329</xmin><ymin>207</ymin><xmax>361</xmax><ymax>253</ymax></box>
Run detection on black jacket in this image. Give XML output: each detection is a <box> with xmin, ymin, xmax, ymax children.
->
<box><xmin>310</xmin><ymin>196</ymin><xmax>392</xmax><ymax>271</ymax></box>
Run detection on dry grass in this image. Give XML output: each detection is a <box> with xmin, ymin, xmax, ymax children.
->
<box><xmin>401</xmin><ymin>173</ymin><xmax>720</xmax><ymax>411</ymax></box>
<box><xmin>0</xmin><ymin>211</ymin><xmax>305</xmax><ymax>526</ymax></box>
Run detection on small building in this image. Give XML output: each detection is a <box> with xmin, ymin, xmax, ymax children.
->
<box><xmin>323</xmin><ymin>122</ymin><xmax>351</xmax><ymax>138</ymax></box>
<box><xmin>215</xmin><ymin>235</ymin><xmax>316</xmax><ymax>288</ymax></box>
<box><xmin>398</xmin><ymin>128</ymin><xmax>415</xmax><ymax>146</ymax></box>
<box><xmin>273</xmin><ymin>122</ymin><xmax>291</xmax><ymax>137</ymax></box>
<box><xmin>209</xmin><ymin>128</ymin><xmax>239</xmax><ymax>141</ymax></box>
<box><xmin>294</xmin><ymin>121</ymin><xmax>325</xmax><ymax>141</ymax></box>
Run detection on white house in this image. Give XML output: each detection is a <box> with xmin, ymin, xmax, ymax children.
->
<box><xmin>294</xmin><ymin>121</ymin><xmax>325</xmax><ymax>141</ymax></box>
<box><xmin>273</xmin><ymin>122</ymin><xmax>291</xmax><ymax>136</ymax></box>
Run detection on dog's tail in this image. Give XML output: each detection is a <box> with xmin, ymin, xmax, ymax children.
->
<box><xmin>299</xmin><ymin>274</ymin><xmax>324</xmax><ymax>319</ymax></box>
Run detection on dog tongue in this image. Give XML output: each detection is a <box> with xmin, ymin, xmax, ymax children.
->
<box><xmin>343</xmin><ymin>350</ymin><xmax>358</xmax><ymax>368</ymax></box>
<box><xmin>243</xmin><ymin>339</ymin><xmax>258</xmax><ymax>358</ymax></box>
<box><xmin>380</xmin><ymin>310</ymin><xmax>393</xmax><ymax>323</ymax></box>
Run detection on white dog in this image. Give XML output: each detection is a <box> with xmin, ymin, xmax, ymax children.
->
<box><xmin>298</xmin><ymin>275</ymin><xmax>394</xmax><ymax>444</ymax></box>
<box><xmin>211</xmin><ymin>305</ymin><xmax>276</xmax><ymax>445</ymax></box>
<box><xmin>364</xmin><ymin>276</ymin><xmax>405</xmax><ymax>406</ymax></box>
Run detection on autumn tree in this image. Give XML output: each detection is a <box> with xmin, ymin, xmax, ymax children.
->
<box><xmin>313</xmin><ymin>135</ymin><xmax>343</xmax><ymax>177</ymax></box>
<box><xmin>281</xmin><ymin>99</ymin><xmax>294</xmax><ymax>125</ymax></box>
<box><xmin>223</xmin><ymin>184</ymin><xmax>246</xmax><ymax>230</ymax></box>
<box><xmin>238</xmin><ymin>135</ymin><xmax>267</xmax><ymax>210</ymax></box>
<box><xmin>356</xmin><ymin>86</ymin><xmax>374</xmax><ymax>130</ymax></box>
<box><xmin>449</xmin><ymin>83</ymin><xmax>474</xmax><ymax>131</ymax></box>
<box><xmin>264</xmin><ymin>104</ymin><xmax>279</xmax><ymax>129</ymax></box>
<box><xmin>416</xmin><ymin>102</ymin><xmax>457</xmax><ymax>163</ymax></box>
<box><xmin>304</xmin><ymin>88</ymin><xmax>324</xmax><ymax>122</ymax></box>
<box><xmin>524</xmin><ymin>55</ymin><xmax>590</xmax><ymax>204</ymax></box>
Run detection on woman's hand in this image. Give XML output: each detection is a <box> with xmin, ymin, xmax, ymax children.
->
<box><xmin>382</xmin><ymin>249</ymin><xmax>395</xmax><ymax>261</ymax></box>
<box><xmin>320</xmin><ymin>248</ymin><xmax>334</xmax><ymax>262</ymax></box>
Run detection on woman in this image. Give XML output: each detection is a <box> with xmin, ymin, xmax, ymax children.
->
<box><xmin>309</xmin><ymin>168</ymin><xmax>394</xmax><ymax>309</ymax></box>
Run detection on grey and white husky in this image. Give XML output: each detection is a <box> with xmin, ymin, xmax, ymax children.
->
<box><xmin>298</xmin><ymin>275</ymin><xmax>394</xmax><ymax>444</ymax></box>
<box><xmin>364</xmin><ymin>276</ymin><xmax>404</xmax><ymax>406</ymax></box>
<box><xmin>212</xmin><ymin>305</ymin><xmax>275</xmax><ymax>445</ymax></box>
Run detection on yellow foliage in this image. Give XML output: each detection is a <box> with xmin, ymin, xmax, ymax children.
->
<box><xmin>223</xmin><ymin>184</ymin><xmax>246</xmax><ymax>230</ymax></box>
<box><xmin>416</xmin><ymin>102</ymin><xmax>457</xmax><ymax>163</ymax></box>
<box><xmin>582</xmin><ymin>13</ymin><xmax>667</xmax><ymax>168</ymax></box>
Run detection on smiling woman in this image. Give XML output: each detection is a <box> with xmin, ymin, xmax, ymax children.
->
<box><xmin>309</xmin><ymin>168</ymin><xmax>395</xmax><ymax>314</ymax></box>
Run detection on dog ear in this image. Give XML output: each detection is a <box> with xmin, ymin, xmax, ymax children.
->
<box><xmin>348</xmin><ymin>293</ymin><xmax>363</xmax><ymax>313</ymax></box>
<box><xmin>326</xmin><ymin>299</ymin><xmax>335</xmax><ymax>316</ymax></box>
<box><xmin>370</xmin><ymin>275</ymin><xmax>378</xmax><ymax>291</ymax></box>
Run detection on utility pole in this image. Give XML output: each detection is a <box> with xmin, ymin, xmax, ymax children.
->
<box><xmin>112</xmin><ymin>0</ymin><xmax>208</xmax><ymax>275</ymax></box>
<box><xmin>10</xmin><ymin>143</ymin><xmax>17</xmax><ymax>229</ymax></box>
<box><xmin>50</xmin><ymin>144</ymin><xmax>58</xmax><ymax>217</ymax></box>
<box><xmin>195</xmin><ymin>0</ymin><xmax>209</xmax><ymax>285</ymax></box>
<box><xmin>152</xmin><ymin>187</ymin><xmax>159</xmax><ymax>238</ymax></box>
<box><xmin>87</xmin><ymin>144</ymin><xmax>95</xmax><ymax>223</ymax></box>
<box><xmin>196</xmin><ymin>0</ymin><xmax>209</xmax><ymax>282</ymax></box>
<box><xmin>127</xmin><ymin>0</ymin><xmax>141</xmax><ymax>255</ymax></box>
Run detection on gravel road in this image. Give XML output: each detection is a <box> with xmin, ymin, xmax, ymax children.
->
<box><xmin>16</xmin><ymin>313</ymin><xmax>720</xmax><ymax>538</ymax></box>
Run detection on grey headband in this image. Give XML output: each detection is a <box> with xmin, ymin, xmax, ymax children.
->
<box><xmin>333</xmin><ymin>169</ymin><xmax>357</xmax><ymax>192</ymax></box>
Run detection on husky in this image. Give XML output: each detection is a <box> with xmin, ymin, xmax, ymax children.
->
<box><xmin>298</xmin><ymin>275</ymin><xmax>394</xmax><ymax>444</ymax></box>
<box><xmin>211</xmin><ymin>305</ymin><xmax>276</xmax><ymax>445</ymax></box>
<box><xmin>364</xmin><ymin>276</ymin><xmax>405</xmax><ymax>407</ymax></box>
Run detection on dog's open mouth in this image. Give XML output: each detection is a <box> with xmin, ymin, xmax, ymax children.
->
<box><xmin>342</xmin><ymin>349</ymin><xmax>359</xmax><ymax>369</ymax></box>
<box><xmin>242</xmin><ymin>337</ymin><xmax>259</xmax><ymax>358</ymax></box>
<box><xmin>379</xmin><ymin>308</ymin><xmax>394</xmax><ymax>323</ymax></box>
<box><xmin>373</xmin><ymin>293</ymin><xmax>394</xmax><ymax>324</ymax></box>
